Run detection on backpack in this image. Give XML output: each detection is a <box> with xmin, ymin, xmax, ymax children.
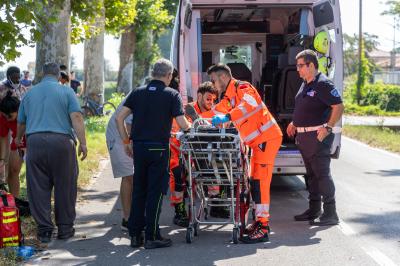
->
<box><xmin>0</xmin><ymin>190</ymin><xmax>23</xmax><ymax>248</ymax></box>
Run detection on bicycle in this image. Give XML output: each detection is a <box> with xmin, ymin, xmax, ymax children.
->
<box><xmin>81</xmin><ymin>94</ymin><xmax>116</xmax><ymax>118</ymax></box>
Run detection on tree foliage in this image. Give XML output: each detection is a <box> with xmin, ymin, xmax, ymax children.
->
<box><xmin>343</xmin><ymin>32</ymin><xmax>379</xmax><ymax>77</ymax></box>
<box><xmin>0</xmin><ymin>0</ymin><xmax>64</xmax><ymax>65</ymax></box>
<box><xmin>382</xmin><ymin>1</ymin><xmax>400</xmax><ymax>17</ymax></box>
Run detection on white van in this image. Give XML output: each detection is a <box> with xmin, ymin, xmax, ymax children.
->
<box><xmin>171</xmin><ymin>0</ymin><xmax>343</xmax><ymax>175</ymax></box>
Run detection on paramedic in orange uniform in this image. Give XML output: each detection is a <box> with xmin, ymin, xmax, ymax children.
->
<box><xmin>208</xmin><ymin>64</ymin><xmax>282</xmax><ymax>244</ymax></box>
<box><xmin>169</xmin><ymin>81</ymin><xmax>218</xmax><ymax>227</ymax></box>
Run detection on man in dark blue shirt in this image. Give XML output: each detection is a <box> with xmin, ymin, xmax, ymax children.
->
<box><xmin>116</xmin><ymin>59</ymin><xmax>191</xmax><ymax>249</ymax></box>
<box><xmin>286</xmin><ymin>50</ymin><xmax>344</xmax><ymax>226</ymax></box>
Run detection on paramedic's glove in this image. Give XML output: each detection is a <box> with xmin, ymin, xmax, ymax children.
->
<box><xmin>212</xmin><ymin>114</ymin><xmax>230</xmax><ymax>127</ymax></box>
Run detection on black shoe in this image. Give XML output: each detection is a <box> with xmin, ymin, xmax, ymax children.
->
<box><xmin>38</xmin><ymin>231</ymin><xmax>53</xmax><ymax>243</ymax></box>
<box><xmin>0</xmin><ymin>183</ymin><xmax>8</xmax><ymax>192</ymax></box>
<box><xmin>240</xmin><ymin>223</ymin><xmax>270</xmax><ymax>244</ymax></box>
<box><xmin>58</xmin><ymin>228</ymin><xmax>75</xmax><ymax>240</ymax></box>
<box><xmin>310</xmin><ymin>202</ymin><xmax>339</xmax><ymax>226</ymax></box>
<box><xmin>130</xmin><ymin>232</ymin><xmax>144</xmax><ymax>248</ymax></box>
<box><xmin>121</xmin><ymin>218</ymin><xmax>128</xmax><ymax>231</ymax></box>
<box><xmin>294</xmin><ymin>200</ymin><xmax>322</xmax><ymax>221</ymax></box>
<box><xmin>15</xmin><ymin>198</ymin><xmax>30</xmax><ymax>217</ymax></box>
<box><xmin>173</xmin><ymin>202</ymin><xmax>189</xmax><ymax>227</ymax></box>
<box><xmin>244</xmin><ymin>221</ymin><xmax>271</xmax><ymax>235</ymax></box>
<box><xmin>144</xmin><ymin>237</ymin><xmax>172</xmax><ymax>249</ymax></box>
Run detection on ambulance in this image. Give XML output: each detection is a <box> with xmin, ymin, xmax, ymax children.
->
<box><xmin>171</xmin><ymin>0</ymin><xmax>343</xmax><ymax>175</ymax></box>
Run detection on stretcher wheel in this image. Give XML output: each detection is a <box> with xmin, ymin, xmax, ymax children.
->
<box><xmin>186</xmin><ymin>227</ymin><xmax>194</xmax><ymax>244</ymax></box>
<box><xmin>194</xmin><ymin>222</ymin><xmax>199</xmax><ymax>236</ymax></box>
<box><xmin>232</xmin><ymin>227</ymin><xmax>239</xmax><ymax>244</ymax></box>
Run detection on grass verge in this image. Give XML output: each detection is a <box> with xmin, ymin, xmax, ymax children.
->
<box><xmin>343</xmin><ymin>125</ymin><xmax>400</xmax><ymax>154</ymax></box>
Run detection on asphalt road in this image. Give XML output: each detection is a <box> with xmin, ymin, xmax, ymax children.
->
<box><xmin>27</xmin><ymin>136</ymin><xmax>400</xmax><ymax>266</ymax></box>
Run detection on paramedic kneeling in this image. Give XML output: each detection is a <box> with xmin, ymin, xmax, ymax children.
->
<box><xmin>287</xmin><ymin>49</ymin><xmax>344</xmax><ymax>226</ymax></box>
<box><xmin>116</xmin><ymin>59</ymin><xmax>191</xmax><ymax>249</ymax></box>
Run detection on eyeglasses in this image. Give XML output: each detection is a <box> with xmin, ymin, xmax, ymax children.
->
<box><xmin>296</xmin><ymin>63</ymin><xmax>309</xmax><ymax>69</ymax></box>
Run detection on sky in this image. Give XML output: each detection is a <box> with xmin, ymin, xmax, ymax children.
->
<box><xmin>1</xmin><ymin>0</ymin><xmax>398</xmax><ymax>72</ymax></box>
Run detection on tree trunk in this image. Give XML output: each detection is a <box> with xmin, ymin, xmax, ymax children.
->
<box><xmin>132</xmin><ymin>29</ymin><xmax>153</xmax><ymax>88</ymax></box>
<box><xmin>117</xmin><ymin>26</ymin><xmax>136</xmax><ymax>94</ymax></box>
<box><xmin>34</xmin><ymin>0</ymin><xmax>71</xmax><ymax>84</ymax></box>
<box><xmin>84</xmin><ymin>2</ymin><xmax>105</xmax><ymax>104</ymax></box>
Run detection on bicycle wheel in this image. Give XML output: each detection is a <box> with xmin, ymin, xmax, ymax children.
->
<box><xmin>82</xmin><ymin>106</ymin><xmax>95</xmax><ymax>118</ymax></box>
<box><xmin>102</xmin><ymin>102</ymin><xmax>116</xmax><ymax>116</ymax></box>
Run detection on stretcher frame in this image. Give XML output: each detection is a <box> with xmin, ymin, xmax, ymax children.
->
<box><xmin>179</xmin><ymin>119</ymin><xmax>251</xmax><ymax>244</ymax></box>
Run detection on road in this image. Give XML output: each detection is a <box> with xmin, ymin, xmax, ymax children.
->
<box><xmin>27</xmin><ymin>136</ymin><xmax>400</xmax><ymax>266</ymax></box>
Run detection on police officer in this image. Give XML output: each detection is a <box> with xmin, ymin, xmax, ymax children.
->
<box><xmin>286</xmin><ymin>50</ymin><xmax>344</xmax><ymax>226</ymax></box>
<box><xmin>116</xmin><ymin>59</ymin><xmax>191</xmax><ymax>249</ymax></box>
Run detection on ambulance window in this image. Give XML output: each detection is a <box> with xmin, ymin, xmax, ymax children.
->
<box><xmin>220</xmin><ymin>45</ymin><xmax>252</xmax><ymax>70</ymax></box>
<box><xmin>313</xmin><ymin>2</ymin><xmax>334</xmax><ymax>28</ymax></box>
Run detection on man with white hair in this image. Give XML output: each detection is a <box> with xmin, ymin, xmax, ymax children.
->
<box><xmin>116</xmin><ymin>58</ymin><xmax>191</xmax><ymax>249</ymax></box>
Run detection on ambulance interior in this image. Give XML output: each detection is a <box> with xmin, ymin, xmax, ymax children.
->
<box><xmin>198</xmin><ymin>6</ymin><xmax>316</xmax><ymax>150</ymax></box>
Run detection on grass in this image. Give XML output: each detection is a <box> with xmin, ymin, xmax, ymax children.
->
<box><xmin>344</xmin><ymin>102</ymin><xmax>400</xmax><ymax>117</ymax></box>
<box><xmin>343</xmin><ymin>125</ymin><xmax>400</xmax><ymax>154</ymax></box>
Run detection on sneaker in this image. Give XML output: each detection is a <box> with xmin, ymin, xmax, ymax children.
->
<box><xmin>144</xmin><ymin>237</ymin><xmax>172</xmax><ymax>249</ymax></box>
<box><xmin>57</xmin><ymin>228</ymin><xmax>75</xmax><ymax>240</ymax></box>
<box><xmin>121</xmin><ymin>218</ymin><xmax>128</xmax><ymax>231</ymax></box>
<box><xmin>38</xmin><ymin>231</ymin><xmax>53</xmax><ymax>243</ymax></box>
<box><xmin>240</xmin><ymin>223</ymin><xmax>269</xmax><ymax>244</ymax></box>
<box><xmin>173</xmin><ymin>202</ymin><xmax>189</xmax><ymax>227</ymax></box>
<box><xmin>244</xmin><ymin>221</ymin><xmax>271</xmax><ymax>235</ymax></box>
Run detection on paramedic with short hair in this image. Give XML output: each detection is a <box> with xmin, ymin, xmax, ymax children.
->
<box><xmin>116</xmin><ymin>58</ymin><xmax>191</xmax><ymax>249</ymax></box>
<box><xmin>208</xmin><ymin>63</ymin><xmax>283</xmax><ymax>244</ymax></box>
<box><xmin>286</xmin><ymin>49</ymin><xmax>344</xmax><ymax>226</ymax></box>
<box><xmin>169</xmin><ymin>81</ymin><xmax>218</xmax><ymax>227</ymax></box>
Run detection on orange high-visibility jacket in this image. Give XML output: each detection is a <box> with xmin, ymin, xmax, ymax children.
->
<box><xmin>211</xmin><ymin>79</ymin><xmax>282</xmax><ymax>146</ymax></box>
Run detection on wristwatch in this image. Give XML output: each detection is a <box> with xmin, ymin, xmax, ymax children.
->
<box><xmin>324</xmin><ymin>125</ymin><xmax>333</xmax><ymax>133</ymax></box>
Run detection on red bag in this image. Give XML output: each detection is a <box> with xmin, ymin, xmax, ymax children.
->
<box><xmin>0</xmin><ymin>190</ymin><xmax>23</xmax><ymax>248</ymax></box>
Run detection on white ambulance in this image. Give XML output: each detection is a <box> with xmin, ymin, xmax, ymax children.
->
<box><xmin>171</xmin><ymin>0</ymin><xmax>343</xmax><ymax>175</ymax></box>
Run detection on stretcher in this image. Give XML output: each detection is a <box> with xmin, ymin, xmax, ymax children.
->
<box><xmin>178</xmin><ymin>118</ymin><xmax>251</xmax><ymax>244</ymax></box>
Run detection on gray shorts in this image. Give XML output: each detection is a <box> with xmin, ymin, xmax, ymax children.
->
<box><xmin>106</xmin><ymin>137</ymin><xmax>134</xmax><ymax>178</ymax></box>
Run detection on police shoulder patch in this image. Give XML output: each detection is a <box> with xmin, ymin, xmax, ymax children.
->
<box><xmin>330</xmin><ymin>88</ymin><xmax>340</xmax><ymax>97</ymax></box>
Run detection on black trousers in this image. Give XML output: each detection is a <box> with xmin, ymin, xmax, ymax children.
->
<box><xmin>296</xmin><ymin>131</ymin><xmax>336</xmax><ymax>204</ymax></box>
<box><xmin>128</xmin><ymin>142</ymin><xmax>170</xmax><ymax>240</ymax></box>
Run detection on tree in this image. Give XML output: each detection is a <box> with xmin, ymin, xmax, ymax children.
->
<box><xmin>382</xmin><ymin>1</ymin><xmax>400</xmax><ymax>17</ymax></box>
<box><xmin>343</xmin><ymin>33</ymin><xmax>379</xmax><ymax>77</ymax></box>
<box><xmin>34</xmin><ymin>1</ymin><xmax>71</xmax><ymax>83</ymax></box>
<box><xmin>0</xmin><ymin>1</ymin><xmax>64</xmax><ymax>66</ymax></box>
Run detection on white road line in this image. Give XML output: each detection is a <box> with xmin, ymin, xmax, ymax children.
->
<box><xmin>361</xmin><ymin>247</ymin><xmax>399</xmax><ymax>266</ymax></box>
<box><xmin>294</xmin><ymin>175</ymin><xmax>397</xmax><ymax>265</ymax></box>
<box><xmin>343</xmin><ymin>136</ymin><xmax>400</xmax><ymax>159</ymax></box>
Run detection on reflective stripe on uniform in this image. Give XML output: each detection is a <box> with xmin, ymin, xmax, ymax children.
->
<box><xmin>255</xmin><ymin>204</ymin><xmax>270</xmax><ymax>218</ymax></box>
<box><xmin>238</xmin><ymin>105</ymin><xmax>247</xmax><ymax>116</ymax></box>
<box><xmin>232</xmin><ymin>103</ymin><xmax>264</xmax><ymax>125</ymax></box>
<box><xmin>243</xmin><ymin>120</ymin><xmax>275</xmax><ymax>143</ymax></box>
<box><xmin>230</xmin><ymin>98</ymin><xmax>236</xmax><ymax>108</ymax></box>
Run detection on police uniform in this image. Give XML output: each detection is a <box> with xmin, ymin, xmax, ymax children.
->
<box><xmin>124</xmin><ymin>80</ymin><xmax>184</xmax><ymax>241</ymax></box>
<box><xmin>293</xmin><ymin>72</ymin><xmax>342</xmax><ymax>223</ymax></box>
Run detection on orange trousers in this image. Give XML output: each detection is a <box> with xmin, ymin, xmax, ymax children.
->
<box><xmin>249</xmin><ymin>136</ymin><xmax>282</xmax><ymax>221</ymax></box>
<box><xmin>169</xmin><ymin>138</ymin><xmax>183</xmax><ymax>205</ymax></box>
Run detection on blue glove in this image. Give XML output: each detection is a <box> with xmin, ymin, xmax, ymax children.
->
<box><xmin>212</xmin><ymin>114</ymin><xmax>229</xmax><ymax>127</ymax></box>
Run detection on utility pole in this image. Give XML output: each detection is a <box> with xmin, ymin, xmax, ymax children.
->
<box><xmin>356</xmin><ymin>0</ymin><xmax>362</xmax><ymax>105</ymax></box>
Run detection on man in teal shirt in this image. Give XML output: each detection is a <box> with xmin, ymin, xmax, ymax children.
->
<box><xmin>16</xmin><ymin>62</ymin><xmax>87</xmax><ymax>243</ymax></box>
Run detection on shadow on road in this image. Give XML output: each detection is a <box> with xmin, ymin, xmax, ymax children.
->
<box><xmin>364</xmin><ymin>169</ymin><xmax>400</xmax><ymax>177</ymax></box>
<box><xmin>33</xmin><ymin>175</ymin><xmax>331</xmax><ymax>265</ymax></box>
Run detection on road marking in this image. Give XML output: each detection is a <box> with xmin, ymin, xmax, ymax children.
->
<box><xmin>361</xmin><ymin>246</ymin><xmax>398</xmax><ymax>266</ymax></box>
<box><xmin>337</xmin><ymin>220</ymin><xmax>356</xmax><ymax>236</ymax></box>
<box><xmin>294</xmin><ymin>175</ymin><xmax>397</xmax><ymax>265</ymax></box>
<box><xmin>343</xmin><ymin>136</ymin><xmax>400</xmax><ymax>159</ymax></box>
